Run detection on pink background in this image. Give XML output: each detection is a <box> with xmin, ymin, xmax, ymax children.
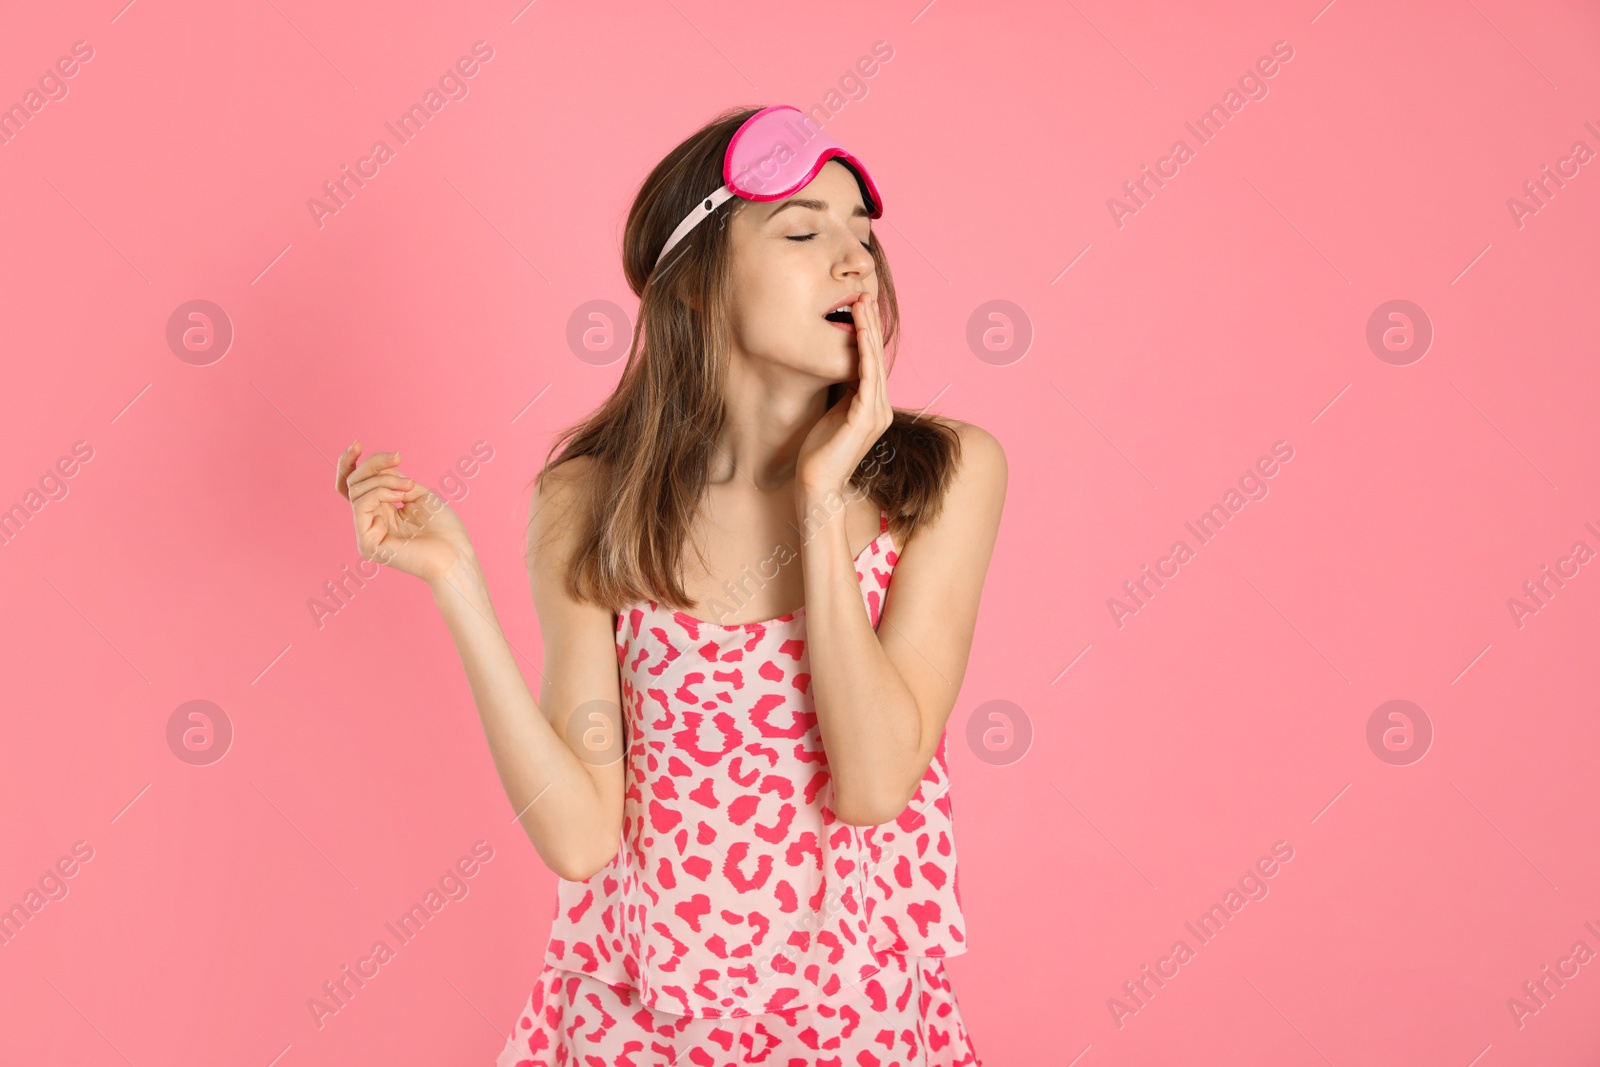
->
<box><xmin>2</xmin><ymin>0</ymin><xmax>1598</xmax><ymax>1063</ymax></box>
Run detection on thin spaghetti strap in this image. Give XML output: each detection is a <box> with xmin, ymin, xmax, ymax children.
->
<box><xmin>878</xmin><ymin>504</ymin><xmax>889</xmax><ymax>534</ymax></box>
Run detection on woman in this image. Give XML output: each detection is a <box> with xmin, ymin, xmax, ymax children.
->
<box><xmin>335</xmin><ymin>104</ymin><xmax>1005</xmax><ymax>1065</ymax></box>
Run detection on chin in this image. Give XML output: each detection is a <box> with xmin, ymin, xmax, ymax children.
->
<box><xmin>789</xmin><ymin>341</ymin><xmax>854</xmax><ymax>381</ymax></box>
<box><xmin>827</xmin><ymin>351</ymin><xmax>859</xmax><ymax>382</ymax></box>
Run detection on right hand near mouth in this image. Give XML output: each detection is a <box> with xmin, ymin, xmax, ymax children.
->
<box><xmin>336</xmin><ymin>441</ymin><xmax>475</xmax><ymax>585</ymax></box>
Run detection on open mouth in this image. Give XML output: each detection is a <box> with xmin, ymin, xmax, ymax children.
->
<box><xmin>824</xmin><ymin>308</ymin><xmax>855</xmax><ymax>325</ymax></box>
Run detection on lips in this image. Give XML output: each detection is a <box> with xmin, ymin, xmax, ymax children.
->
<box><xmin>823</xmin><ymin>293</ymin><xmax>866</xmax><ymax>323</ymax></box>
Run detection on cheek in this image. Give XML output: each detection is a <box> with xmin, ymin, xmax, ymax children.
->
<box><xmin>734</xmin><ymin>282</ymin><xmax>808</xmax><ymax>348</ymax></box>
<box><xmin>734</xmin><ymin>305</ymin><xmax>796</xmax><ymax>359</ymax></box>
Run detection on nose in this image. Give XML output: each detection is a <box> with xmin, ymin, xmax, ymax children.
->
<box><xmin>835</xmin><ymin>235</ymin><xmax>875</xmax><ymax>279</ymax></box>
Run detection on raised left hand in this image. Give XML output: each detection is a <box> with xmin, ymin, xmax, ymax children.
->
<box><xmin>795</xmin><ymin>293</ymin><xmax>893</xmax><ymax>496</ymax></box>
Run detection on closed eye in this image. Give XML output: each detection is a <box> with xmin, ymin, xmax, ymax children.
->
<box><xmin>789</xmin><ymin>233</ymin><xmax>872</xmax><ymax>250</ymax></box>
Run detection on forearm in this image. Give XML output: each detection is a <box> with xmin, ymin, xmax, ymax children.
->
<box><xmin>429</xmin><ymin>552</ymin><xmax>615</xmax><ymax>879</ymax></box>
<box><xmin>799</xmin><ymin>489</ymin><xmax>922</xmax><ymax>825</ymax></box>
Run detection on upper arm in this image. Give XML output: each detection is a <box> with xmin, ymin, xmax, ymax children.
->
<box><xmin>525</xmin><ymin>456</ymin><xmax>627</xmax><ymax>859</ymax></box>
<box><xmin>877</xmin><ymin>419</ymin><xmax>1008</xmax><ymax>804</ymax></box>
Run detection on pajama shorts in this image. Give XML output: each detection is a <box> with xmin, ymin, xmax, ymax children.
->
<box><xmin>494</xmin><ymin>951</ymin><xmax>982</xmax><ymax>1066</ymax></box>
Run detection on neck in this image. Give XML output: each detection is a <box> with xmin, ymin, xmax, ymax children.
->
<box><xmin>709</xmin><ymin>358</ymin><xmax>833</xmax><ymax>490</ymax></box>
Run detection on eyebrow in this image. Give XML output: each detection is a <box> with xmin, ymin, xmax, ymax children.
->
<box><xmin>767</xmin><ymin>198</ymin><xmax>870</xmax><ymax>221</ymax></box>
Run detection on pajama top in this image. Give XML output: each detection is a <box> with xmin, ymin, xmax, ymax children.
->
<box><xmin>541</xmin><ymin>505</ymin><xmax>968</xmax><ymax>1021</ymax></box>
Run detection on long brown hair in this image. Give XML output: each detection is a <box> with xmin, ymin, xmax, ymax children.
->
<box><xmin>527</xmin><ymin>104</ymin><xmax>962</xmax><ymax>613</ymax></box>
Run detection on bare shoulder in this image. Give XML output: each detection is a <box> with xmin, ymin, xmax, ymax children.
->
<box><xmin>929</xmin><ymin>416</ymin><xmax>1008</xmax><ymax>499</ymax></box>
<box><xmin>530</xmin><ymin>453</ymin><xmax>599</xmax><ymax>508</ymax></box>
<box><xmin>528</xmin><ymin>457</ymin><xmax>598</xmax><ymax>537</ymax></box>
<box><xmin>523</xmin><ymin>453</ymin><xmax>619</xmax><ymax>689</ymax></box>
<box><xmin>526</xmin><ymin>455</ymin><xmax>599</xmax><ymax>562</ymax></box>
<box><xmin>890</xmin><ymin>416</ymin><xmax>1005</xmax><ymax>563</ymax></box>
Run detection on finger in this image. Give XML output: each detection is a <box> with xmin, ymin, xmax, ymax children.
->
<box><xmin>851</xmin><ymin>303</ymin><xmax>870</xmax><ymax>382</ymax></box>
<box><xmin>335</xmin><ymin>440</ymin><xmax>362</xmax><ymax>498</ymax></box>
<box><xmin>853</xmin><ymin>291</ymin><xmax>881</xmax><ymax>342</ymax></box>
<box><xmin>855</xmin><ymin>295</ymin><xmax>883</xmax><ymax>394</ymax></box>
<box><xmin>351</xmin><ymin>450</ymin><xmax>404</xmax><ymax>487</ymax></box>
<box><xmin>352</xmin><ymin>488</ymin><xmax>384</xmax><ymax>554</ymax></box>
<box><xmin>352</xmin><ymin>480</ymin><xmax>420</xmax><ymax>522</ymax></box>
<box><xmin>849</xmin><ymin>305</ymin><xmax>881</xmax><ymax>422</ymax></box>
<box><xmin>348</xmin><ymin>471</ymin><xmax>415</xmax><ymax>502</ymax></box>
<box><xmin>394</xmin><ymin>487</ymin><xmax>443</xmax><ymax>527</ymax></box>
<box><xmin>389</xmin><ymin>483</ymin><xmax>430</xmax><ymax>511</ymax></box>
<box><xmin>867</xmin><ymin>295</ymin><xmax>885</xmax><ymax>383</ymax></box>
<box><xmin>351</xmin><ymin>469</ymin><xmax>412</xmax><ymax>490</ymax></box>
<box><xmin>356</xmin><ymin>490</ymin><xmax>426</xmax><ymax>556</ymax></box>
<box><xmin>355</xmin><ymin>450</ymin><xmax>403</xmax><ymax>481</ymax></box>
<box><xmin>865</xmin><ymin>295</ymin><xmax>889</xmax><ymax>415</ymax></box>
